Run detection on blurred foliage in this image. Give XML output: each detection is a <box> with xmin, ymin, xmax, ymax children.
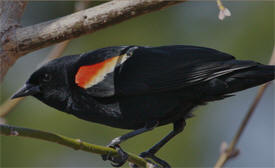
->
<box><xmin>1</xmin><ymin>1</ymin><xmax>274</xmax><ymax>167</ymax></box>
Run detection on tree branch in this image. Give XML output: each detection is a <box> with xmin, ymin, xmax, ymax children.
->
<box><xmin>0</xmin><ymin>124</ymin><xmax>153</xmax><ymax>168</ymax></box>
<box><xmin>0</xmin><ymin>0</ymin><xmax>184</xmax><ymax>82</ymax></box>
<box><xmin>214</xmin><ymin>46</ymin><xmax>275</xmax><ymax>168</ymax></box>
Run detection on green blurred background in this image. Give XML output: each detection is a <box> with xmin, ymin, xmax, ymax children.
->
<box><xmin>1</xmin><ymin>1</ymin><xmax>274</xmax><ymax>167</ymax></box>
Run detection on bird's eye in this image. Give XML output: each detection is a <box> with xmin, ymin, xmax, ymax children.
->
<box><xmin>41</xmin><ymin>73</ymin><xmax>52</xmax><ymax>83</ymax></box>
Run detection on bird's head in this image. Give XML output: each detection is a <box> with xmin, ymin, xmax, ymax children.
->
<box><xmin>11</xmin><ymin>55</ymin><xmax>78</xmax><ymax>111</ymax></box>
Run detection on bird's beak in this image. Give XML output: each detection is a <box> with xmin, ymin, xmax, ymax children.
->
<box><xmin>11</xmin><ymin>84</ymin><xmax>40</xmax><ymax>99</ymax></box>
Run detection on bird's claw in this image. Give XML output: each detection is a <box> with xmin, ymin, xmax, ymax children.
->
<box><xmin>101</xmin><ymin>144</ymin><xmax>129</xmax><ymax>167</ymax></box>
<box><xmin>129</xmin><ymin>151</ymin><xmax>170</xmax><ymax>168</ymax></box>
<box><xmin>139</xmin><ymin>151</ymin><xmax>170</xmax><ymax>168</ymax></box>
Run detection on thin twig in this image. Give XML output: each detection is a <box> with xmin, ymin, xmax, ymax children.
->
<box><xmin>0</xmin><ymin>97</ymin><xmax>23</xmax><ymax>118</ymax></box>
<box><xmin>214</xmin><ymin>46</ymin><xmax>275</xmax><ymax>168</ymax></box>
<box><xmin>0</xmin><ymin>124</ymin><xmax>152</xmax><ymax>168</ymax></box>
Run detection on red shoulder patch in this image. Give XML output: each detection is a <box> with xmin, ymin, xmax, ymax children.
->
<box><xmin>75</xmin><ymin>56</ymin><xmax>119</xmax><ymax>88</ymax></box>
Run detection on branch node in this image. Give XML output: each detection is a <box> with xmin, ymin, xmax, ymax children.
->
<box><xmin>226</xmin><ymin>148</ymin><xmax>240</xmax><ymax>158</ymax></box>
<box><xmin>219</xmin><ymin>142</ymin><xmax>240</xmax><ymax>159</ymax></box>
<box><xmin>75</xmin><ymin>138</ymin><xmax>84</xmax><ymax>150</ymax></box>
<box><xmin>10</xmin><ymin>129</ymin><xmax>19</xmax><ymax>136</ymax></box>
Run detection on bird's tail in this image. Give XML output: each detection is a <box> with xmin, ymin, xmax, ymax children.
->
<box><xmin>221</xmin><ymin>64</ymin><xmax>275</xmax><ymax>94</ymax></box>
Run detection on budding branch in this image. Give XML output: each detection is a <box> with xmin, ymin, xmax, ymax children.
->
<box><xmin>0</xmin><ymin>124</ymin><xmax>152</xmax><ymax>168</ymax></box>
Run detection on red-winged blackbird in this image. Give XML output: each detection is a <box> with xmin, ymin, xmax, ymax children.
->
<box><xmin>12</xmin><ymin>45</ymin><xmax>275</xmax><ymax>168</ymax></box>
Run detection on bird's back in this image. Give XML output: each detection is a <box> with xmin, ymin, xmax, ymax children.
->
<box><xmin>112</xmin><ymin>45</ymin><xmax>274</xmax><ymax>128</ymax></box>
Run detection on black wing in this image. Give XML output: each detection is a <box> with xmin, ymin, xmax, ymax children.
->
<box><xmin>115</xmin><ymin>45</ymin><xmax>257</xmax><ymax>95</ymax></box>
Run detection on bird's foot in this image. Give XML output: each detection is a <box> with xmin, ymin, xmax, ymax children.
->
<box><xmin>101</xmin><ymin>144</ymin><xmax>129</xmax><ymax>167</ymax></box>
<box><xmin>130</xmin><ymin>151</ymin><xmax>170</xmax><ymax>168</ymax></box>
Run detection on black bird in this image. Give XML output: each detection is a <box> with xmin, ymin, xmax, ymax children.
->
<box><xmin>12</xmin><ymin>45</ymin><xmax>275</xmax><ymax>167</ymax></box>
